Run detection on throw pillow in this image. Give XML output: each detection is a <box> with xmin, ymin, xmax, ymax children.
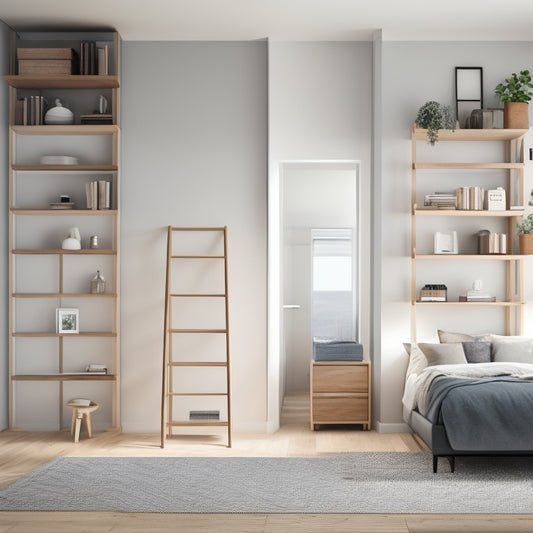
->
<box><xmin>438</xmin><ymin>329</ymin><xmax>492</xmax><ymax>343</ymax></box>
<box><xmin>403</xmin><ymin>343</ymin><xmax>428</xmax><ymax>377</ymax></box>
<box><xmin>418</xmin><ymin>342</ymin><xmax>468</xmax><ymax>366</ymax></box>
<box><xmin>461</xmin><ymin>341</ymin><xmax>491</xmax><ymax>364</ymax></box>
<box><xmin>492</xmin><ymin>340</ymin><xmax>533</xmax><ymax>363</ymax></box>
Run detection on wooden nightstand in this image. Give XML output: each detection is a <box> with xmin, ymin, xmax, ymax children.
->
<box><xmin>310</xmin><ymin>361</ymin><xmax>371</xmax><ymax>430</ymax></box>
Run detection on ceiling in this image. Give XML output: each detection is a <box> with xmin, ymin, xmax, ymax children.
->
<box><xmin>1</xmin><ymin>0</ymin><xmax>533</xmax><ymax>41</ymax></box>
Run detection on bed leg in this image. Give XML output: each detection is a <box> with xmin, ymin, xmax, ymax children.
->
<box><xmin>447</xmin><ymin>456</ymin><xmax>455</xmax><ymax>473</ymax></box>
<box><xmin>433</xmin><ymin>455</ymin><xmax>438</xmax><ymax>473</ymax></box>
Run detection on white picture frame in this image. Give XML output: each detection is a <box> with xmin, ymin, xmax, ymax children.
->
<box><xmin>56</xmin><ymin>308</ymin><xmax>79</xmax><ymax>334</ymax></box>
<box><xmin>434</xmin><ymin>231</ymin><xmax>458</xmax><ymax>254</ymax></box>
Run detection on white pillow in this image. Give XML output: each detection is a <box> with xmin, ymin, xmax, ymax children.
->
<box><xmin>492</xmin><ymin>340</ymin><xmax>533</xmax><ymax>363</ymax></box>
<box><xmin>403</xmin><ymin>343</ymin><xmax>428</xmax><ymax>377</ymax></box>
<box><xmin>418</xmin><ymin>342</ymin><xmax>468</xmax><ymax>366</ymax></box>
<box><xmin>438</xmin><ymin>329</ymin><xmax>491</xmax><ymax>343</ymax></box>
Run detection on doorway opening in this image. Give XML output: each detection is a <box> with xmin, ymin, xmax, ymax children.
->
<box><xmin>269</xmin><ymin>161</ymin><xmax>360</xmax><ymax>431</ymax></box>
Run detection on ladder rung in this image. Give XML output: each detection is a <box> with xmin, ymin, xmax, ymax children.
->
<box><xmin>169</xmin><ymin>361</ymin><xmax>227</xmax><ymax>367</ymax></box>
<box><xmin>170</xmin><ymin>293</ymin><xmax>226</xmax><ymax>298</ymax></box>
<box><xmin>170</xmin><ymin>227</ymin><xmax>226</xmax><ymax>232</ymax></box>
<box><xmin>171</xmin><ymin>255</ymin><xmax>225</xmax><ymax>259</ymax></box>
<box><xmin>169</xmin><ymin>392</ymin><xmax>228</xmax><ymax>396</ymax></box>
<box><xmin>168</xmin><ymin>421</ymin><xmax>229</xmax><ymax>427</ymax></box>
<box><xmin>170</xmin><ymin>329</ymin><xmax>227</xmax><ymax>333</ymax></box>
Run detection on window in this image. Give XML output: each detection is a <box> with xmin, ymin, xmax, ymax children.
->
<box><xmin>311</xmin><ymin>228</ymin><xmax>356</xmax><ymax>341</ymax></box>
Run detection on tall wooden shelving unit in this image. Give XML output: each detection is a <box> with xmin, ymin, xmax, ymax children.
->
<box><xmin>411</xmin><ymin>125</ymin><xmax>527</xmax><ymax>341</ymax></box>
<box><xmin>5</xmin><ymin>31</ymin><xmax>121</xmax><ymax>431</ymax></box>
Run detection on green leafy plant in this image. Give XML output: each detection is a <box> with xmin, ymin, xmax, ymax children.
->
<box><xmin>495</xmin><ymin>70</ymin><xmax>533</xmax><ymax>102</ymax></box>
<box><xmin>415</xmin><ymin>101</ymin><xmax>455</xmax><ymax>145</ymax></box>
<box><xmin>517</xmin><ymin>213</ymin><xmax>533</xmax><ymax>234</ymax></box>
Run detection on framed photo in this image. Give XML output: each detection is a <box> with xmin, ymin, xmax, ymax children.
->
<box><xmin>455</xmin><ymin>67</ymin><xmax>483</xmax><ymax>128</ymax></box>
<box><xmin>56</xmin><ymin>308</ymin><xmax>79</xmax><ymax>334</ymax></box>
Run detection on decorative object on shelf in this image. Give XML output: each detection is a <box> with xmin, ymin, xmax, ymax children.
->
<box><xmin>419</xmin><ymin>284</ymin><xmax>447</xmax><ymax>302</ymax></box>
<box><xmin>90</xmin><ymin>235</ymin><xmax>99</xmax><ymax>249</ymax></box>
<box><xmin>455</xmin><ymin>67</ymin><xmax>483</xmax><ymax>128</ymax></box>
<box><xmin>415</xmin><ymin>101</ymin><xmax>456</xmax><ymax>145</ymax></box>
<box><xmin>486</xmin><ymin>187</ymin><xmax>506</xmax><ymax>210</ymax></box>
<box><xmin>460</xmin><ymin>279</ymin><xmax>495</xmax><ymax>302</ymax></box>
<box><xmin>40</xmin><ymin>155</ymin><xmax>78</xmax><ymax>165</ymax></box>
<box><xmin>56</xmin><ymin>308</ymin><xmax>79</xmax><ymax>334</ymax></box>
<box><xmin>468</xmin><ymin>108</ymin><xmax>504</xmax><ymax>129</ymax></box>
<box><xmin>90</xmin><ymin>270</ymin><xmax>106</xmax><ymax>294</ymax></box>
<box><xmin>61</xmin><ymin>227</ymin><xmax>81</xmax><ymax>250</ymax></box>
<box><xmin>495</xmin><ymin>70</ymin><xmax>533</xmax><ymax>129</ymax></box>
<box><xmin>478</xmin><ymin>229</ymin><xmax>507</xmax><ymax>254</ymax></box>
<box><xmin>529</xmin><ymin>189</ymin><xmax>533</xmax><ymax>207</ymax></box>
<box><xmin>44</xmin><ymin>98</ymin><xmax>74</xmax><ymax>125</ymax></box>
<box><xmin>434</xmin><ymin>231</ymin><xmax>458</xmax><ymax>254</ymax></box>
<box><xmin>517</xmin><ymin>213</ymin><xmax>533</xmax><ymax>254</ymax></box>
<box><xmin>17</xmin><ymin>47</ymin><xmax>76</xmax><ymax>75</ymax></box>
<box><xmin>97</xmin><ymin>94</ymin><xmax>108</xmax><ymax>114</ymax></box>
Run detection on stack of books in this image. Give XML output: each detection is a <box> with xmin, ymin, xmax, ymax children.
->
<box><xmin>419</xmin><ymin>284</ymin><xmax>447</xmax><ymax>302</ymax></box>
<box><xmin>80</xmin><ymin>113</ymin><xmax>113</xmax><ymax>125</ymax></box>
<box><xmin>424</xmin><ymin>192</ymin><xmax>456</xmax><ymax>209</ymax></box>
<box><xmin>15</xmin><ymin>96</ymin><xmax>45</xmax><ymax>125</ymax></box>
<box><xmin>80</xmin><ymin>42</ymin><xmax>109</xmax><ymax>75</ymax></box>
<box><xmin>459</xmin><ymin>294</ymin><xmax>496</xmax><ymax>302</ymax></box>
<box><xmin>86</xmin><ymin>180</ymin><xmax>111</xmax><ymax>210</ymax></box>
<box><xmin>85</xmin><ymin>364</ymin><xmax>107</xmax><ymax>374</ymax></box>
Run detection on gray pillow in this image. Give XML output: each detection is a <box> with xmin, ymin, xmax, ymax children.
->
<box><xmin>462</xmin><ymin>341</ymin><xmax>491</xmax><ymax>364</ymax></box>
<box><xmin>492</xmin><ymin>340</ymin><xmax>533</xmax><ymax>363</ymax></box>
<box><xmin>418</xmin><ymin>343</ymin><xmax>468</xmax><ymax>366</ymax></box>
<box><xmin>438</xmin><ymin>329</ymin><xmax>492</xmax><ymax>343</ymax></box>
<box><xmin>403</xmin><ymin>343</ymin><xmax>428</xmax><ymax>377</ymax></box>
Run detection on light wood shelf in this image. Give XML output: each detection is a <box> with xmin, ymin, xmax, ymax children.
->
<box><xmin>7</xmin><ymin>29</ymin><xmax>122</xmax><ymax>432</ymax></box>
<box><xmin>12</xmin><ymin>373</ymin><xmax>116</xmax><ymax>381</ymax></box>
<box><xmin>411</xmin><ymin>124</ymin><xmax>526</xmax><ymax>340</ymax></box>
<box><xmin>411</xmin><ymin>126</ymin><xmax>528</xmax><ymax>141</ymax></box>
<box><xmin>4</xmin><ymin>74</ymin><xmax>119</xmax><ymax>89</ymax></box>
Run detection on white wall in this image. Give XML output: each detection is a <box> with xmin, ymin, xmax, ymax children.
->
<box><xmin>121</xmin><ymin>42</ymin><xmax>268</xmax><ymax>432</ymax></box>
<box><xmin>0</xmin><ymin>20</ymin><xmax>10</xmax><ymax>430</ymax></box>
<box><xmin>378</xmin><ymin>41</ymin><xmax>533</xmax><ymax>430</ymax></box>
<box><xmin>268</xmin><ymin>42</ymin><xmax>373</xmax><ymax>430</ymax></box>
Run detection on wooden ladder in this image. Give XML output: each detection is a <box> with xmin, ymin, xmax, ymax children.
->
<box><xmin>161</xmin><ymin>226</ymin><xmax>232</xmax><ymax>448</ymax></box>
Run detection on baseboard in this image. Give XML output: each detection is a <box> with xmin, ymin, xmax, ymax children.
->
<box><xmin>375</xmin><ymin>421</ymin><xmax>412</xmax><ymax>434</ymax></box>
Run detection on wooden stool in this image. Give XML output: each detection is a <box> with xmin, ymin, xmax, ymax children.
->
<box><xmin>66</xmin><ymin>401</ymin><xmax>99</xmax><ymax>443</ymax></box>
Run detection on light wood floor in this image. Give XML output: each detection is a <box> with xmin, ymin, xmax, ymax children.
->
<box><xmin>0</xmin><ymin>392</ymin><xmax>531</xmax><ymax>532</ymax></box>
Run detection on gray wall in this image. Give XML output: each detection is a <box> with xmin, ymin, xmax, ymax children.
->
<box><xmin>0</xmin><ymin>20</ymin><xmax>10</xmax><ymax>430</ymax></box>
<box><xmin>120</xmin><ymin>42</ymin><xmax>268</xmax><ymax>431</ymax></box>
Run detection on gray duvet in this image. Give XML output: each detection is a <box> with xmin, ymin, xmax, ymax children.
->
<box><xmin>424</xmin><ymin>375</ymin><xmax>533</xmax><ymax>451</ymax></box>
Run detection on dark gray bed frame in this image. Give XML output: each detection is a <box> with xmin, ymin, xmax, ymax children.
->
<box><xmin>409</xmin><ymin>410</ymin><xmax>533</xmax><ymax>473</ymax></box>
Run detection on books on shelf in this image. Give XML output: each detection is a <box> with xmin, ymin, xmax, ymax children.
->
<box><xmin>85</xmin><ymin>180</ymin><xmax>111</xmax><ymax>210</ymax></box>
<box><xmin>424</xmin><ymin>192</ymin><xmax>456</xmax><ymax>209</ymax></box>
<box><xmin>80</xmin><ymin>41</ymin><xmax>109</xmax><ymax>75</ymax></box>
<box><xmin>80</xmin><ymin>113</ymin><xmax>113</xmax><ymax>125</ymax></box>
<box><xmin>15</xmin><ymin>96</ymin><xmax>45</xmax><ymax>125</ymax></box>
<box><xmin>459</xmin><ymin>295</ymin><xmax>497</xmax><ymax>302</ymax></box>
<box><xmin>86</xmin><ymin>364</ymin><xmax>107</xmax><ymax>374</ymax></box>
<box><xmin>419</xmin><ymin>284</ymin><xmax>447</xmax><ymax>302</ymax></box>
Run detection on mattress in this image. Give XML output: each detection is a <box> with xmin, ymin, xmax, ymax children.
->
<box><xmin>313</xmin><ymin>340</ymin><xmax>363</xmax><ymax>361</ymax></box>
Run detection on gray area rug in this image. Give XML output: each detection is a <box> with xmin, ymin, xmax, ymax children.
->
<box><xmin>1</xmin><ymin>453</ymin><xmax>533</xmax><ymax>513</ymax></box>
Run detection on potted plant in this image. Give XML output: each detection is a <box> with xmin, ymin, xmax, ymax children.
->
<box><xmin>517</xmin><ymin>213</ymin><xmax>533</xmax><ymax>254</ymax></box>
<box><xmin>495</xmin><ymin>70</ymin><xmax>533</xmax><ymax>129</ymax></box>
<box><xmin>415</xmin><ymin>101</ymin><xmax>455</xmax><ymax>145</ymax></box>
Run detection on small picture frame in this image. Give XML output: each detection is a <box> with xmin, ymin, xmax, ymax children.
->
<box><xmin>56</xmin><ymin>308</ymin><xmax>79</xmax><ymax>334</ymax></box>
<box><xmin>434</xmin><ymin>231</ymin><xmax>458</xmax><ymax>254</ymax></box>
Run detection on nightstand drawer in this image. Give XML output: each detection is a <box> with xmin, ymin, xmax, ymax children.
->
<box><xmin>312</xmin><ymin>364</ymin><xmax>368</xmax><ymax>393</ymax></box>
<box><xmin>312</xmin><ymin>393</ymin><xmax>368</xmax><ymax>422</ymax></box>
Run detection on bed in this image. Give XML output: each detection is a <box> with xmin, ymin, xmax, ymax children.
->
<box><xmin>402</xmin><ymin>331</ymin><xmax>533</xmax><ymax>472</ymax></box>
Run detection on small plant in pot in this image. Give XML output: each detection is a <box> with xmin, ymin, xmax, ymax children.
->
<box><xmin>495</xmin><ymin>70</ymin><xmax>533</xmax><ymax>129</ymax></box>
<box><xmin>415</xmin><ymin>101</ymin><xmax>455</xmax><ymax>145</ymax></box>
<box><xmin>517</xmin><ymin>213</ymin><xmax>533</xmax><ymax>254</ymax></box>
